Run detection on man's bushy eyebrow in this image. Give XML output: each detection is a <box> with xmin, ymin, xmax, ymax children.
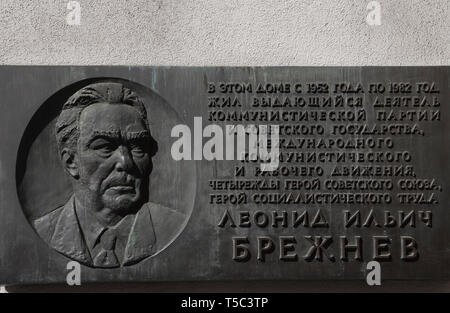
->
<box><xmin>87</xmin><ymin>130</ymin><xmax>150</xmax><ymax>144</ymax></box>
<box><xmin>92</xmin><ymin>130</ymin><xmax>121</xmax><ymax>138</ymax></box>
<box><xmin>86</xmin><ymin>130</ymin><xmax>121</xmax><ymax>145</ymax></box>
<box><xmin>127</xmin><ymin>130</ymin><xmax>150</xmax><ymax>140</ymax></box>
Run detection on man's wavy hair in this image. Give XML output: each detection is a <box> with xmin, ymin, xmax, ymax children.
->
<box><xmin>55</xmin><ymin>82</ymin><xmax>150</xmax><ymax>154</ymax></box>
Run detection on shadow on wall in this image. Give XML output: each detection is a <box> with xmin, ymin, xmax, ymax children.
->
<box><xmin>4</xmin><ymin>280</ymin><xmax>450</xmax><ymax>293</ymax></box>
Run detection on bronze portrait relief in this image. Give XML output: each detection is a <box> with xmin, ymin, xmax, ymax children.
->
<box><xmin>17</xmin><ymin>79</ymin><xmax>196</xmax><ymax>268</ymax></box>
<box><xmin>1</xmin><ymin>67</ymin><xmax>449</xmax><ymax>284</ymax></box>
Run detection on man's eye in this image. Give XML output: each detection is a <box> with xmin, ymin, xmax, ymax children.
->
<box><xmin>131</xmin><ymin>146</ymin><xmax>146</xmax><ymax>157</ymax></box>
<box><xmin>94</xmin><ymin>144</ymin><xmax>116</xmax><ymax>156</ymax></box>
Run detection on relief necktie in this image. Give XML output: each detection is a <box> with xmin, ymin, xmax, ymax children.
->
<box><xmin>93</xmin><ymin>228</ymin><xmax>120</xmax><ymax>268</ymax></box>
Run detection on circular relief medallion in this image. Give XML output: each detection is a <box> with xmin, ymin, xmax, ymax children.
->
<box><xmin>16</xmin><ymin>78</ymin><xmax>196</xmax><ymax>268</ymax></box>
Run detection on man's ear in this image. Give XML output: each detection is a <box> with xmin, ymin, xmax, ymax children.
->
<box><xmin>61</xmin><ymin>148</ymin><xmax>79</xmax><ymax>179</ymax></box>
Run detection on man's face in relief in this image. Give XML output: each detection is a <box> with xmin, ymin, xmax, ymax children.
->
<box><xmin>74</xmin><ymin>102</ymin><xmax>152</xmax><ymax>214</ymax></box>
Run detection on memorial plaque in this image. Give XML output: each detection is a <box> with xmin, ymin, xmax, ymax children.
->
<box><xmin>0</xmin><ymin>66</ymin><xmax>448</xmax><ymax>285</ymax></box>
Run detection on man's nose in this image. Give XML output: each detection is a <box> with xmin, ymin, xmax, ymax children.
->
<box><xmin>114</xmin><ymin>146</ymin><xmax>134</xmax><ymax>172</ymax></box>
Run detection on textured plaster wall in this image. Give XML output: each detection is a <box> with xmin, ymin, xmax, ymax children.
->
<box><xmin>0</xmin><ymin>0</ymin><xmax>448</xmax><ymax>292</ymax></box>
<box><xmin>0</xmin><ymin>0</ymin><xmax>448</xmax><ymax>65</ymax></box>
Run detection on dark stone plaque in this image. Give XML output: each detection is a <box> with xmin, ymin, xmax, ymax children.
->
<box><xmin>0</xmin><ymin>66</ymin><xmax>448</xmax><ymax>285</ymax></box>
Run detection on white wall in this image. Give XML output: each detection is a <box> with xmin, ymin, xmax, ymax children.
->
<box><xmin>0</xmin><ymin>0</ymin><xmax>448</xmax><ymax>65</ymax></box>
